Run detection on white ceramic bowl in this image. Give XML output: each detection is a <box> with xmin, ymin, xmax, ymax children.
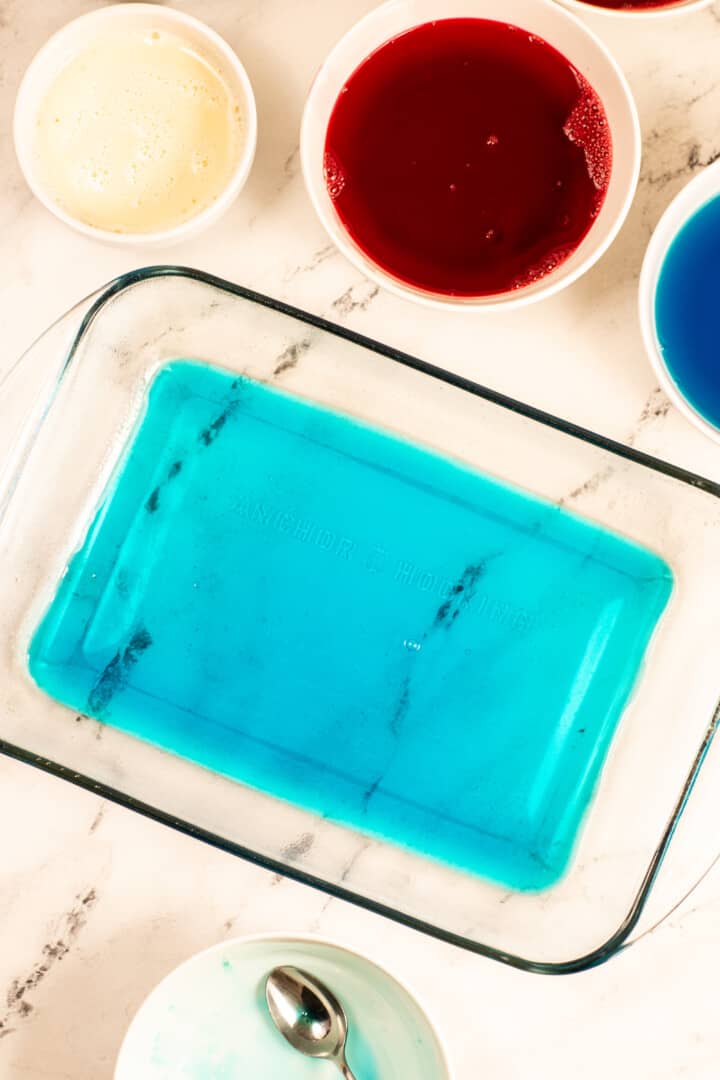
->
<box><xmin>14</xmin><ymin>4</ymin><xmax>257</xmax><ymax>247</ymax></box>
<box><xmin>114</xmin><ymin>933</ymin><xmax>453</xmax><ymax>1079</ymax></box>
<box><xmin>301</xmin><ymin>0</ymin><xmax>641</xmax><ymax>311</ymax></box>
<box><xmin>557</xmin><ymin>0</ymin><xmax>711</xmax><ymax>20</ymax></box>
<box><xmin>639</xmin><ymin>160</ymin><xmax>720</xmax><ymax>443</ymax></box>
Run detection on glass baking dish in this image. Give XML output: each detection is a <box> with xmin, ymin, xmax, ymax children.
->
<box><xmin>1</xmin><ymin>265</ymin><xmax>719</xmax><ymax>972</ymax></box>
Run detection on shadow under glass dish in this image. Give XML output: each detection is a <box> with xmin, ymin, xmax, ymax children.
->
<box><xmin>1</xmin><ymin>267</ymin><xmax>719</xmax><ymax>970</ymax></box>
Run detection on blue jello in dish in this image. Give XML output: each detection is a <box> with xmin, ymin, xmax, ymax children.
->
<box><xmin>655</xmin><ymin>193</ymin><xmax>720</xmax><ymax>432</ymax></box>
<box><xmin>29</xmin><ymin>360</ymin><xmax>673</xmax><ymax>890</ymax></box>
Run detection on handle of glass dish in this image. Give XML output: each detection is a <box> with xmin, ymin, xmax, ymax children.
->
<box><xmin>0</xmin><ymin>289</ymin><xmax>102</xmax><ymax>519</ymax></box>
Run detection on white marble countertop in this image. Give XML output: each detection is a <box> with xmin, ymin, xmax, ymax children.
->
<box><xmin>3</xmin><ymin>1</ymin><xmax>720</xmax><ymax>1077</ymax></box>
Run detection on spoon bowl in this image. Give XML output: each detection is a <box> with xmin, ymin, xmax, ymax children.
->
<box><xmin>266</xmin><ymin>965</ymin><xmax>357</xmax><ymax>1078</ymax></box>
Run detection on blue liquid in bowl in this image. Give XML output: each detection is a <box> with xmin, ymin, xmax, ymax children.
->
<box><xmin>29</xmin><ymin>361</ymin><xmax>673</xmax><ymax>890</ymax></box>
<box><xmin>655</xmin><ymin>192</ymin><xmax>720</xmax><ymax>430</ymax></box>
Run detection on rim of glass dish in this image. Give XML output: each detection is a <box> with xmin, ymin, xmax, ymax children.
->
<box><xmin>1</xmin><ymin>263</ymin><xmax>719</xmax><ymax>975</ymax></box>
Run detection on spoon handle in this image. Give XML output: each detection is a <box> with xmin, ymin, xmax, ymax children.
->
<box><xmin>337</xmin><ymin>1057</ymin><xmax>358</xmax><ymax>1080</ymax></box>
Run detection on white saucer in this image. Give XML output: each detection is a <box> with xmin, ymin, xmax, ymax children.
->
<box><xmin>115</xmin><ymin>933</ymin><xmax>452</xmax><ymax>1079</ymax></box>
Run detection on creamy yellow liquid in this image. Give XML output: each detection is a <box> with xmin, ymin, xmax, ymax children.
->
<box><xmin>34</xmin><ymin>29</ymin><xmax>245</xmax><ymax>233</ymax></box>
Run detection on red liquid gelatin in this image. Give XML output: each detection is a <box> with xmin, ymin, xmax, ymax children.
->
<box><xmin>324</xmin><ymin>19</ymin><xmax>612</xmax><ymax>297</ymax></box>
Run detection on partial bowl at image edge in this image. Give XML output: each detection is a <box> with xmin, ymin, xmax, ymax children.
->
<box><xmin>639</xmin><ymin>157</ymin><xmax>720</xmax><ymax>445</ymax></box>
<box><xmin>557</xmin><ymin>0</ymin><xmax>712</xmax><ymax>21</ymax></box>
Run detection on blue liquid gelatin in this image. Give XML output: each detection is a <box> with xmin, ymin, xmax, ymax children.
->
<box><xmin>655</xmin><ymin>192</ymin><xmax>720</xmax><ymax>430</ymax></box>
<box><xmin>29</xmin><ymin>362</ymin><xmax>673</xmax><ymax>890</ymax></box>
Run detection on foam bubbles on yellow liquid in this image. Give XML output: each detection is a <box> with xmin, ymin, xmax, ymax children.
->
<box><xmin>34</xmin><ymin>29</ymin><xmax>246</xmax><ymax>233</ymax></box>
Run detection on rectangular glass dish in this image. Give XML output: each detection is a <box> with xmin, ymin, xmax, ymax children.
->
<box><xmin>1</xmin><ymin>267</ymin><xmax>719</xmax><ymax>971</ymax></box>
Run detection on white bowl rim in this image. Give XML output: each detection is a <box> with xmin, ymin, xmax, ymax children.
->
<box><xmin>300</xmin><ymin>0</ymin><xmax>641</xmax><ymax>312</ymax></box>
<box><xmin>114</xmin><ymin>930</ymin><xmax>455</xmax><ymax>1079</ymax></box>
<box><xmin>639</xmin><ymin>158</ymin><xmax>720</xmax><ymax>444</ymax></box>
<box><xmin>558</xmin><ymin>0</ymin><xmax>712</xmax><ymax>20</ymax></box>
<box><xmin>13</xmin><ymin>2</ymin><xmax>258</xmax><ymax>247</ymax></box>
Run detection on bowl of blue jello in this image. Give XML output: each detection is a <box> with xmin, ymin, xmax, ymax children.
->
<box><xmin>640</xmin><ymin>159</ymin><xmax>720</xmax><ymax>443</ymax></box>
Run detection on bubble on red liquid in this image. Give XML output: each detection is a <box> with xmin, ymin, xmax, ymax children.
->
<box><xmin>510</xmin><ymin>244</ymin><xmax>574</xmax><ymax>290</ymax></box>
<box><xmin>324</xmin><ymin>152</ymin><xmax>346</xmax><ymax>199</ymax></box>
<box><xmin>486</xmin><ymin>134</ymin><xmax>499</xmax><ymax>148</ymax></box>
<box><xmin>562</xmin><ymin>75</ymin><xmax>613</xmax><ymax>194</ymax></box>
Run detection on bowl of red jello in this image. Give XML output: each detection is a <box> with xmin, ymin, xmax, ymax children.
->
<box><xmin>301</xmin><ymin>0</ymin><xmax>640</xmax><ymax>310</ymax></box>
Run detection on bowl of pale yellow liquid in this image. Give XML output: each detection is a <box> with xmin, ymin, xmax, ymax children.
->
<box><xmin>14</xmin><ymin>4</ymin><xmax>257</xmax><ymax>245</ymax></box>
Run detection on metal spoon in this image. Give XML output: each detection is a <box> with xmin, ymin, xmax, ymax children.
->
<box><xmin>265</xmin><ymin>965</ymin><xmax>359</xmax><ymax>1079</ymax></box>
